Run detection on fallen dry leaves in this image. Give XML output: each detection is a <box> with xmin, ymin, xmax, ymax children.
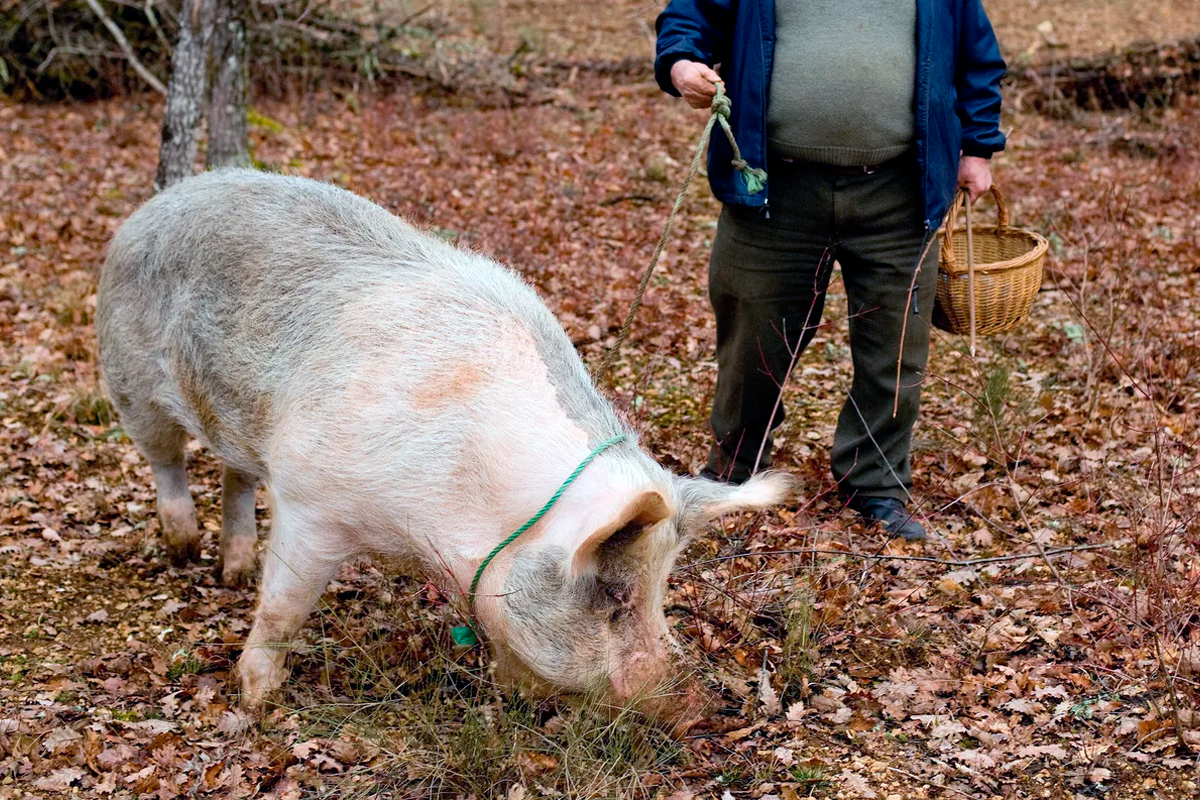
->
<box><xmin>2</xmin><ymin>26</ymin><xmax>1200</xmax><ymax>800</ymax></box>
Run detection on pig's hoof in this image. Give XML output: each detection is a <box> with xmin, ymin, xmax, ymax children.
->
<box><xmin>165</xmin><ymin>535</ymin><xmax>201</xmax><ymax>566</ymax></box>
<box><xmin>219</xmin><ymin>561</ymin><xmax>257</xmax><ymax>588</ymax></box>
<box><xmin>238</xmin><ymin>689</ymin><xmax>267</xmax><ymax>713</ymax></box>
<box><xmin>218</xmin><ymin>539</ymin><xmax>258</xmax><ymax>587</ymax></box>
<box><xmin>237</xmin><ymin>648</ymin><xmax>286</xmax><ymax>709</ymax></box>
<box><xmin>159</xmin><ymin>498</ymin><xmax>200</xmax><ymax>565</ymax></box>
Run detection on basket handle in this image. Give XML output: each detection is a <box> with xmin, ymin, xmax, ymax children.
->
<box><xmin>940</xmin><ymin>185</ymin><xmax>1011</xmax><ymax>271</ymax></box>
<box><xmin>965</xmin><ymin>194</ymin><xmax>977</xmax><ymax>357</ymax></box>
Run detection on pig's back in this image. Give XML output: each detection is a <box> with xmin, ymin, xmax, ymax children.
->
<box><xmin>98</xmin><ymin>169</ymin><xmax>617</xmax><ymax>481</ymax></box>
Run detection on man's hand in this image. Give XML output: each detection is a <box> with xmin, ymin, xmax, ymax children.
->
<box><xmin>670</xmin><ymin>60</ymin><xmax>723</xmax><ymax>109</ymax></box>
<box><xmin>958</xmin><ymin>155</ymin><xmax>992</xmax><ymax>202</ymax></box>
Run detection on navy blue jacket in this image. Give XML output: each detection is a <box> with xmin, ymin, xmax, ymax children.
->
<box><xmin>655</xmin><ymin>0</ymin><xmax>1007</xmax><ymax>228</ymax></box>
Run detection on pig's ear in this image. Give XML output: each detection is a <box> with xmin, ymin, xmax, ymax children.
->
<box><xmin>571</xmin><ymin>489</ymin><xmax>673</xmax><ymax>576</ymax></box>
<box><xmin>677</xmin><ymin>471</ymin><xmax>797</xmax><ymax>531</ymax></box>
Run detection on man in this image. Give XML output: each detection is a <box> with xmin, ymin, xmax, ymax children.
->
<box><xmin>655</xmin><ymin>0</ymin><xmax>1006</xmax><ymax>540</ymax></box>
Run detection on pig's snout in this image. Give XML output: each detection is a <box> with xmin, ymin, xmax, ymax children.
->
<box><xmin>610</xmin><ymin>649</ymin><xmax>669</xmax><ymax>702</ymax></box>
<box><xmin>611</xmin><ymin>651</ymin><xmax>709</xmax><ymax>737</ymax></box>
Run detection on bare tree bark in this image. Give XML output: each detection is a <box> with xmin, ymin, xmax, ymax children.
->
<box><xmin>155</xmin><ymin>0</ymin><xmax>212</xmax><ymax>191</ymax></box>
<box><xmin>207</xmin><ymin>0</ymin><xmax>250</xmax><ymax>169</ymax></box>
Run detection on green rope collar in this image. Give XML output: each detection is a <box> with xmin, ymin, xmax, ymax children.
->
<box><xmin>450</xmin><ymin>433</ymin><xmax>629</xmax><ymax>647</ymax></box>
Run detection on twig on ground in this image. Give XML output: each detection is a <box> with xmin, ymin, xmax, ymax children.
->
<box><xmin>600</xmin><ymin>193</ymin><xmax>661</xmax><ymax>206</ymax></box>
<box><xmin>1154</xmin><ymin>632</ymin><xmax>1195</xmax><ymax>753</ymax></box>
<box><xmin>396</xmin><ymin>3</ymin><xmax>434</xmax><ymax>27</ymax></box>
<box><xmin>886</xmin><ymin>766</ymin><xmax>976</xmax><ymax>799</ymax></box>
<box><xmin>685</xmin><ymin>541</ymin><xmax>1117</xmax><ymax>570</ymax></box>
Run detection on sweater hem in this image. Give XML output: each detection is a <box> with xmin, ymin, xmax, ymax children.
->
<box><xmin>768</xmin><ymin>140</ymin><xmax>913</xmax><ymax>167</ymax></box>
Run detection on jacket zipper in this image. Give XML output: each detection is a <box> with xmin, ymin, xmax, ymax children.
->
<box><xmin>915</xmin><ymin>1</ymin><xmax>934</xmax><ymax>314</ymax></box>
<box><xmin>760</xmin><ymin>0</ymin><xmax>770</xmax><ymax>219</ymax></box>
<box><xmin>921</xmin><ymin>0</ymin><xmax>934</xmax><ymax>230</ymax></box>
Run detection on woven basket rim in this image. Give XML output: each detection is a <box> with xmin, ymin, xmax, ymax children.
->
<box><xmin>939</xmin><ymin>226</ymin><xmax>1048</xmax><ymax>277</ymax></box>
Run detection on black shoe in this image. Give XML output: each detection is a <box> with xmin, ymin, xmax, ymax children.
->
<box><xmin>846</xmin><ymin>496</ymin><xmax>927</xmax><ymax>541</ymax></box>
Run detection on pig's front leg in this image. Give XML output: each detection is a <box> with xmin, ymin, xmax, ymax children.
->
<box><xmin>219</xmin><ymin>467</ymin><xmax>259</xmax><ymax>587</ymax></box>
<box><xmin>237</xmin><ymin>502</ymin><xmax>343</xmax><ymax>708</ymax></box>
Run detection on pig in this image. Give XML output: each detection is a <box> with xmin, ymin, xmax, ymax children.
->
<box><xmin>96</xmin><ymin>168</ymin><xmax>792</xmax><ymax>725</ymax></box>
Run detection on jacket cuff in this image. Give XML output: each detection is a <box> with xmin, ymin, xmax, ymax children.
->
<box><xmin>961</xmin><ymin>144</ymin><xmax>997</xmax><ymax>159</ymax></box>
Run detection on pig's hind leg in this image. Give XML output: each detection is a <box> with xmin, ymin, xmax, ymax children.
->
<box><xmin>122</xmin><ymin>406</ymin><xmax>201</xmax><ymax>566</ymax></box>
<box><xmin>237</xmin><ymin>497</ymin><xmax>344</xmax><ymax>708</ymax></box>
<box><xmin>219</xmin><ymin>467</ymin><xmax>259</xmax><ymax>587</ymax></box>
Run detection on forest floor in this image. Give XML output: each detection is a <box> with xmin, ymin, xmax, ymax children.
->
<box><xmin>2</xmin><ymin>2</ymin><xmax>1200</xmax><ymax>799</ymax></box>
<box><xmin>364</xmin><ymin>0</ymin><xmax>1200</xmax><ymax>63</ymax></box>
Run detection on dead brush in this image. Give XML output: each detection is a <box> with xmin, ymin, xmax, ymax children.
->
<box><xmin>964</xmin><ymin>355</ymin><xmax>1045</xmax><ymax>470</ymax></box>
<box><xmin>1032</xmin><ymin>173</ymin><xmax>1200</xmax><ymax>750</ymax></box>
<box><xmin>901</xmin><ymin>136</ymin><xmax>1200</xmax><ymax>765</ymax></box>
<box><xmin>40</xmin><ymin>381</ymin><xmax>115</xmax><ymax>435</ymax></box>
<box><xmin>1074</xmin><ymin>380</ymin><xmax>1200</xmax><ymax>745</ymax></box>
<box><xmin>1079</xmin><ymin>429</ymin><xmax>1200</xmax><ymax>749</ymax></box>
<box><xmin>66</xmin><ymin>386</ymin><xmax>115</xmax><ymax>427</ymax></box>
<box><xmin>48</xmin><ymin>276</ymin><xmax>94</xmax><ymax>328</ymax></box>
<box><xmin>775</xmin><ymin>580</ymin><xmax>818</xmax><ymax>703</ymax></box>
<box><xmin>671</xmin><ymin>535</ymin><xmax>838</xmax><ymax>716</ymax></box>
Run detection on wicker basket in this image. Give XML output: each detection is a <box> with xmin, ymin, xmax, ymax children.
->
<box><xmin>932</xmin><ymin>187</ymin><xmax>1048</xmax><ymax>345</ymax></box>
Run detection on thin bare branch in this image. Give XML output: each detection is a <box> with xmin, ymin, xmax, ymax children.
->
<box><xmin>81</xmin><ymin>0</ymin><xmax>169</xmax><ymax>95</ymax></box>
<box><xmin>684</xmin><ymin>541</ymin><xmax>1119</xmax><ymax>570</ymax></box>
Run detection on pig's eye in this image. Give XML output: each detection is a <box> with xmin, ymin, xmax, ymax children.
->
<box><xmin>593</xmin><ymin>583</ymin><xmax>631</xmax><ymax>621</ymax></box>
<box><xmin>603</xmin><ymin>584</ymin><xmax>631</xmax><ymax>606</ymax></box>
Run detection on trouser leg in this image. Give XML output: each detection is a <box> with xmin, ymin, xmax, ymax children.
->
<box><xmin>831</xmin><ymin>161</ymin><xmax>936</xmax><ymax>499</ymax></box>
<box><xmin>705</xmin><ymin>165</ymin><xmax>837</xmax><ymax>483</ymax></box>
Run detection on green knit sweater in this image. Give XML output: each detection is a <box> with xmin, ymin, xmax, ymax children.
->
<box><xmin>768</xmin><ymin>0</ymin><xmax>917</xmax><ymax>166</ymax></box>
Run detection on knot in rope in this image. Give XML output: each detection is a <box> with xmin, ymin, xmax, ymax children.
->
<box><xmin>707</xmin><ymin>85</ymin><xmax>768</xmax><ymax>196</ymax></box>
<box><xmin>710</xmin><ymin>88</ymin><xmax>732</xmax><ymax>119</ymax></box>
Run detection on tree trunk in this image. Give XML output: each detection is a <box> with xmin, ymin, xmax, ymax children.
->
<box><xmin>155</xmin><ymin>0</ymin><xmax>212</xmax><ymax>192</ymax></box>
<box><xmin>207</xmin><ymin>0</ymin><xmax>250</xmax><ymax>169</ymax></box>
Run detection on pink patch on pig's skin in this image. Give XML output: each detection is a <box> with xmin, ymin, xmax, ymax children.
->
<box><xmin>315</xmin><ymin>298</ymin><xmax>592</xmax><ymax>560</ymax></box>
<box><xmin>411</xmin><ymin>362</ymin><xmax>484</xmax><ymax>411</ymax></box>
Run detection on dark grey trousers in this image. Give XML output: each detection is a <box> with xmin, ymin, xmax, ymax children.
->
<box><xmin>705</xmin><ymin>154</ymin><xmax>936</xmax><ymax>499</ymax></box>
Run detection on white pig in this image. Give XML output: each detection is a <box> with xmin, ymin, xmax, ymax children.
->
<box><xmin>96</xmin><ymin>169</ymin><xmax>792</xmax><ymax>725</ymax></box>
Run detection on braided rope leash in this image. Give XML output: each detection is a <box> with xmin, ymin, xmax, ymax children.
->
<box><xmin>450</xmin><ymin>433</ymin><xmax>629</xmax><ymax>647</ymax></box>
<box><xmin>593</xmin><ymin>84</ymin><xmax>767</xmax><ymax>383</ymax></box>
